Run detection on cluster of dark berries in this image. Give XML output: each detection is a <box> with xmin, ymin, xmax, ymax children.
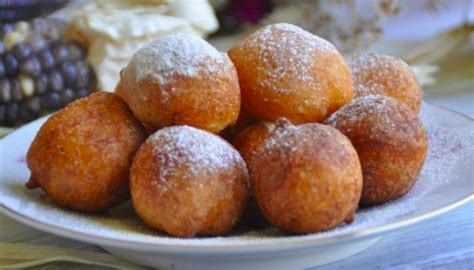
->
<box><xmin>0</xmin><ymin>18</ymin><xmax>96</xmax><ymax>127</ymax></box>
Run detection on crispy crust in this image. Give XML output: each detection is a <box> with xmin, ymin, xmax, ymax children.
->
<box><xmin>26</xmin><ymin>92</ymin><xmax>147</xmax><ymax>212</ymax></box>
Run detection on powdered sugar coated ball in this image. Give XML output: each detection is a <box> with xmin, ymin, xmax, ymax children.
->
<box><xmin>130</xmin><ymin>125</ymin><xmax>249</xmax><ymax>237</ymax></box>
<box><xmin>250</xmin><ymin>118</ymin><xmax>362</xmax><ymax>233</ymax></box>
<box><xmin>228</xmin><ymin>23</ymin><xmax>353</xmax><ymax>124</ymax></box>
<box><xmin>351</xmin><ymin>53</ymin><xmax>422</xmax><ymax>113</ymax></box>
<box><xmin>325</xmin><ymin>95</ymin><xmax>428</xmax><ymax>205</ymax></box>
<box><xmin>119</xmin><ymin>33</ymin><xmax>241</xmax><ymax>133</ymax></box>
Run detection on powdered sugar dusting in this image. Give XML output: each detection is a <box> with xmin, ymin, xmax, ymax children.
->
<box><xmin>325</xmin><ymin>95</ymin><xmax>414</xmax><ymax>141</ymax></box>
<box><xmin>259</xmin><ymin>119</ymin><xmax>300</xmax><ymax>160</ymax></box>
<box><xmin>326</xmin><ymin>95</ymin><xmax>393</xmax><ymax>126</ymax></box>
<box><xmin>123</xmin><ymin>33</ymin><xmax>229</xmax><ymax>87</ymax></box>
<box><xmin>325</xmin><ymin>95</ymin><xmax>408</xmax><ymax>143</ymax></box>
<box><xmin>263</xmin><ymin>121</ymin><xmax>276</xmax><ymax>132</ymax></box>
<box><xmin>149</xmin><ymin>126</ymin><xmax>242</xmax><ymax>182</ymax></box>
<box><xmin>243</xmin><ymin>23</ymin><xmax>338</xmax><ymax>94</ymax></box>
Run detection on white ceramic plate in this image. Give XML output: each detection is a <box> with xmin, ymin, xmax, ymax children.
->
<box><xmin>0</xmin><ymin>102</ymin><xmax>473</xmax><ymax>270</ymax></box>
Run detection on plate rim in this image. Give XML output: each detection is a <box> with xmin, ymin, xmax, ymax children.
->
<box><xmin>0</xmin><ymin>101</ymin><xmax>473</xmax><ymax>254</ymax></box>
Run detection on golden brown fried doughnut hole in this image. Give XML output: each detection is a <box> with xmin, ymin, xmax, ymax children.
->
<box><xmin>251</xmin><ymin>119</ymin><xmax>362</xmax><ymax>234</ymax></box>
<box><xmin>233</xmin><ymin>121</ymin><xmax>276</xmax><ymax>168</ymax></box>
<box><xmin>351</xmin><ymin>53</ymin><xmax>422</xmax><ymax>113</ymax></box>
<box><xmin>325</xmin><ymin>95</ymin><xmax>428</xmax><ymax>205</ymax></box>
<box><xmin>228</xmin><ymin>23</ymin><xmax>353</xmax><ymax>123</ymax></box>
<box><xmin>26</xmin><ymin>92</ymin><xmax>147</xmax><ymax>212</ymax></box>
<box><xmin>130</xmin><ymin>126</ymin><xmax>249</xmax><ymax>238</ymax></box>
<box><xmin>119</xmin><ymin>33</ymin><xmax>241</xmax><ymax>133</ymax></box>
<box><xmin>233</xmin><ymin>121</ymin><xmax>276</xmax><ymax>228</ymax></box>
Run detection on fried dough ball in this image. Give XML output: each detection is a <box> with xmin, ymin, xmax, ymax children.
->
<box><xmin>351</xmin><ymin>54</ymin><xmax>422</xmax><ymax>113</ymax></box>
<box><xmin>130</xmin><ymin>126</ymin><xmax>249</xmax><ymax>238</ymax></box>
<box><xmin>26</xmin><ymin>92</ymin><xmax>147</xmax><ymax>212</ymax></box>
<box><xmin>325</xmin><ymin>95</ymin><xmax>428</xmax><ymax>205</ymax></box>
<box><xmin>251</xmin><ymin>119</ymin><xmax>362</xmax><ymax>234</ymax></box>
<box><xmin>233</xmin><ymin>121</ymin><xmax>276</xmax><ymax>228</ymax></box>
<box><xmin>233</xmin><ymin>121</ymin><xmax>276</xmax><ymax>168</ymax></box>
<box><xmin>119</xmin><ymin>33</ymin><xmax>241</xmax><ymax>133</ymax></box>
<box><xmin>228</xmin><ymin>23</ymin><xmax>353</xmax><ymax>124</ymax></box>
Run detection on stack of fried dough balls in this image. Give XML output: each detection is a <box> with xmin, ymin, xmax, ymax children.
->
<box><xmin>228</xmin><ymin>24</ymin><xmax>427</xmax><ymax>232</ymax></box>
<box><xmin>26</xmin><ymin>23</ymin><xmax>428</xmax><ymax>237</ymax></box>
<box><xmin>27</xmin><ymin>33</ymin><xmax>250</xmax><ymax>238</ymax></box>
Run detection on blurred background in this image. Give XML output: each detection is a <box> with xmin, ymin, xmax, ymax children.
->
<box><xmin>0</xmin><ymin>0</ymin><xmax>472</xmax><ymax>136</ymax></box>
